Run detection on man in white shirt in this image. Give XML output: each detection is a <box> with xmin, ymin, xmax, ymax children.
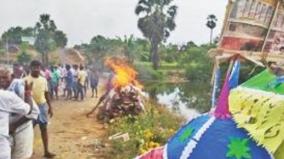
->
<box><xmin>0</xmin><ymin>67</ymin><xmax>32</xmax><ymax>159</ymax></box>
<box><xmin>8</xmin><ymin>76</ymin><xmax>39</xmax><ymax>159</ymax></box>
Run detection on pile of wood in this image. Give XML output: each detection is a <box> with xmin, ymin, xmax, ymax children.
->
<box><xmin>97</xmin><ymin>85</ymin><xmax>144</xmax><ymax>121</ymax></box>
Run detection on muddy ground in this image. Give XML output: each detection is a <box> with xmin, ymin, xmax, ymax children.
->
<box><xmin>31</xmin><ymin>91</ymin><xmax>110</xmax><ymax>159</ymax></box>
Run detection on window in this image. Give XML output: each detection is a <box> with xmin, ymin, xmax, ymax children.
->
<box><xmin>255</xmin><ymin>2</ymin><xmax>262</xmax><ymax>20</ymax></box>
<box><xmin>260</xmin><ymin>4</ymin><xmax>267</xmax><ymax>23</ymax></box>
<box><xmin>249</xmin><ymin>0</ymin><xmax>257</xmax><ymax>18</ymax></box>
<box><xmin>265</xmin><ymin>6</ymin><xmax>273</xmax><ymax>25</ymax></box>
<box><xmin>243</xmin><ymin>0</ymin><xmax>251</xmax><ymax>17</ymax></box>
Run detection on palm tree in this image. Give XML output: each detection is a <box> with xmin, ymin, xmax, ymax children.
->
<box><xmin>34</xmin><ymin>14</ymin><xmax>67</xmax><ymax>65</ymax></box>
<box><xmin>206</xmin><ymin>14</ymin><xmax>217</xmax><ymax>44</ymax></box>
<box><xmin>34</xmin><ymin>14</ymin><xmax>54</xmax><ymax>65</ymax></box>
<box><xmin>135</xmin><ymin>0</ymin><xmax>178</xmax><ymax>69</ymax></box>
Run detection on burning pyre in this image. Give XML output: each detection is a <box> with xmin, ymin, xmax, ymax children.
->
<box><xmin>96</xmin><ymin>57</ymin><xmax>145</xmax><ymax>121</ymax></box>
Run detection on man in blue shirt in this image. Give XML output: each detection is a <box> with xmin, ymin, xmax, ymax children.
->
<box><xmin>65</xmin><ymin>65</ymin><xmax>74</xmax><ymax>100</ymax></box>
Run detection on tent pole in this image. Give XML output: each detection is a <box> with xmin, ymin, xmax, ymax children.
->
<box><xmin>261</xmin><ymin>0</ymin><xmax>281</xmax><ymax>58</ymax></box>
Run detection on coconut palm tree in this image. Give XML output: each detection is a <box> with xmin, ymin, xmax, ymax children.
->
<box><xmin>206</xmin><ymin>14</ymin><xmax>217</xmax><ymax>44</ymax></box>
<box><xmin>135</xmin><ymin>0</ymin><xmax>178</xmax><ymax>69</ymax></box>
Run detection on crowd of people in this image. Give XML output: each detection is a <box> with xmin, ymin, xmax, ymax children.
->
<box><xmin>41</xmin><ymin>64</ymin><xmax>99</xmax><ymax>101</ymax></box>
<box><xmin>0</xmin><ymin>57</ymin><xmax>148</xmax><ymax>159</ymax></box>
<box><xmin>0</xmin><ymin>60</ymin><xmax>100</xmax><ymax>159</ymax></box>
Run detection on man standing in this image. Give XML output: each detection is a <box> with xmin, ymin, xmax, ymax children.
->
<box><xmin>71</xmin><ymin>65</ymin><xmax>79</xmax><ymax>99</ymax></box>
<box><xmin>8</xmin><ymin>70</ymin><xmax>39</xmax><ymax>159</ymax></box>
<box><xmin>0</xmin><ymin>67</ymin><xmax>32</xmax><ymax>159</ymax></box>
<box><xmin>77</xmin><ymin>65</ymin><xmax>87</xmax><ymax>101</ymax></box>
<box><xmin>41</xmin><ymin>66</ymin><xmax>52</xmax><ymax>95</ymax></box>
<box><xmin>65</xmin><ymin>65</ymin><xmax>73</xmax><ymax>100</ymax></box>
<box><xmin>50</xmin><ymin>66</ymin><xmax>60</xmax><ymax>100</ymax></box>
<box><xmin>12</xmin><ymin>63</ymin><xmax>25</xmax><ymax>79</ymax></box>
<box><xmin>25</xmin><ymin>60</ymin><xmax>55</xmax><ymax>158</ymax></box>
<box><xmin>88</xmin><ymin>67</ymin><xmax>99</xmax><ymax>98</ymax></box>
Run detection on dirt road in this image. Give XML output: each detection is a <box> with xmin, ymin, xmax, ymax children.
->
<box><xmin>31</xmin><ymin>94</ymin><xmax>108</xmax><ymax>159</ymax></box>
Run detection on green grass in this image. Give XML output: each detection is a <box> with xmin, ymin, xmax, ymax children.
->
<box><xmin>134</xmin><ymin>61</ymin><xmax>179</xmax><ymax>70</ymax></box>
<box><xmin>134</xmin><ymin>62</ymin><xmax>164</xmax><ymax>81</ymax></box>
<box><xmin>106</xmin><ymin>101</ymin><xmax>184</xmax><ymax>159</ymax></box>
<box><xmin>160</xmin><ymin>61</ymin><xmax>179</xmax><ymax>70</ymax></box>
<box><xmin>134</xmin><ymin>61</ymin><xmax>185</xmax><ymax>82</ymax></box>
<box><xmin>0</xmin><ymin>49</ymin><xmax>5</xmax><ymax>55</ymax></box>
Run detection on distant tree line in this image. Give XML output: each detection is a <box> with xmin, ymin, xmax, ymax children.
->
<box><xmin>0</xmin><ymin>14</ymin><xmax>67</xmax><ymax>65</ymax></box>
<box><xmin>0</xmin><ymin>0</ymin><xmax>220</xmax><ymax>71</ymax></box>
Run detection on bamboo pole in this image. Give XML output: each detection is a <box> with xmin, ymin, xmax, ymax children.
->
<box><xmin>210</xmin><ymin>60</ymin><xmax>218</xmax><ymax>85</ymax></box>
<box><xmin>210</xmin><ymin>0</ymin><xmax>233</xmax><ymax>84</ymax></box>
<box><xmin>213</xmin><ymin>48</ymin><xmax>284</xmax><ymax>63</ymax></box>
<box><xmin>261</xmin><ymin>0</ymin><xmax>281</xmax><ymax>57</ymax></box>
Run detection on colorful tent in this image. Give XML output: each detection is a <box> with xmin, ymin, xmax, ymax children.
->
<box><xmin>136</xmin><ymin>62</ymin><xmax>275</xmax><ymax>159</ymax></box>
<box><xmin>165</xmin><ymin>114</ymin><xmax>272</xmax><ymax>159</ymax></box>
<box><xmin>136</xmin><ymin>113</ymin><xmax>273</xmax><ymax>159</ymax></box>
<box><xmin>230</xmin><ymin>70</ymin><xmax>284</xmax><ymax>159</ymax></box>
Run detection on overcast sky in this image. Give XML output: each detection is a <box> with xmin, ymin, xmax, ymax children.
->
<box><xmin>0</xmin><ymin>0</ymin><xmax>227</xmax><ymax>46</ymax></box>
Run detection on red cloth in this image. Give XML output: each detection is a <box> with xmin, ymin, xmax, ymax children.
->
<box><xmin>214</xmin><ymin>67</ymin><xmax>232</xmax><ymax>119</ymax></box>
<box><xmin>43</xmin><ymin>69</ymin><xmax>51</xmax><ymax>81</ymax></box>
<box><xmin>139</xmin><ymin>147</ymin><xmax>164</xmax><ymax>159</ymax></box>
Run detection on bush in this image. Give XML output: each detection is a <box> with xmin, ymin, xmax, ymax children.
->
<box><xmin>17</xmin><ymin>51</ymin><xmax>31</xmax><ymax>65</ymax></box>
<box><xmin>180</xmin><ymin>46</ymin><xmax>213</xmax><ymax>82</ymax></box>
<box><xmin>134</xmin><ymin>62</ymin><xmax>165</xmax><ymax>81</ymax></box>
<box><xmin>107</xmin><ymin>101</ymin><xmax>183</xmax><ymax>159</ymax></box>
<box><xmin>159</xmin><ymin>62</ymin><xmax>179</xmax><ymax>70</ymax></box>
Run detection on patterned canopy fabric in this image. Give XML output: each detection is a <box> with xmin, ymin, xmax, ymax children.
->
<box><xmin>137</xmin><ymin>114</ymin><xmax>273</xmax><ymax>159</ymax></box>
<box><xmin>137</xmin><ymin>68</ymin><xmax>284</xmax><ymax>159</ymax></box>
<box><xmin>230</xmin><ymin>70</ymin><xmax>284</xmax><ymax>159</ymax></box>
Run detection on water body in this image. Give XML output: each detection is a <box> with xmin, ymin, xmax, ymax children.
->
<box><xmin>144</xmin><ymin>81</ymin><xmax>212</xmax><ymax>120</ymax></box>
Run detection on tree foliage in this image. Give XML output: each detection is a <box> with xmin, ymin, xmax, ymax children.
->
<box><xmin>78</xmin><ymin>35</ymin><xmax>151</xmax><ymax>66</ymax></box>
<box><xmin>206</xmin><ymin>14</ymin><xmax>217</xmax><ymax>29</ymax></box>
<box><xmin>1</xmin><ymin>26</ymin><xmax>34</xmax><ymax>45</ymax></box>
<box><xmin>0</xmin><ymin>40</ymin><xmax>5</xmax><ymax>55</ymax></box>
<box><xmin>54</xmin><ymin>30</ymin><xmax>67</xmax><ymax>47</ymax></box>
<box><xmin>17</xmin><ymin>42</ymin><xmax>31</xmax><ymax>64</ymax></box>
<box><xmin>135</xmin><ymin>0</ymin><xmax>178</xmax><ymax>69</ymax></box>
<box><xmin>34</xmin><ymin>14</ymin><xmax>67</xmax><ymax>65</ymax></box>
<box><xmin>115</xmin><ymin>35</ymin><xmax>151</xmax><ymax>63</ymax></box>
<box><xmin>17</xmin><ymin>51</ymin><xmax>31</xmax><ymax>65</ymax></box>
<box><xmin>179</xmin><ymin>44</ymin><xmax>216</xmax><ymax>82</ymax></box>
<box><xmin>159</xmin><ymin>43</ymin><xmax>179</xmax><ymax>63</ymax></box>
<box><xmin>206</xmin><ymin>14</ymin><xmax>217</xmax><ymax>44</ymax></box>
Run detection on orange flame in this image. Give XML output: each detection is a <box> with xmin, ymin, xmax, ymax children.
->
<box><xmin>105</xmin><ymin>57</ymin><xmax>143</xmax><ymax>89</ymax></box>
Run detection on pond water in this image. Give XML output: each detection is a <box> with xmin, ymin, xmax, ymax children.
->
<box><xmin>144</xmin><ymin>81</ymin><xmax>213</xmax><ymax>120</ymax></box>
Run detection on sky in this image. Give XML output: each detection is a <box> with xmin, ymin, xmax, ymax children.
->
<box><xmin>0</xmin><ymin>0</ymin><xmax>227</xmax><ymax>46</ymax></box>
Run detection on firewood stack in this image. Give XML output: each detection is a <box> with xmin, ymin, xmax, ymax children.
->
<box><xmin>95</xmin><ymin>57</ymin><xmax>145</xmax><ymax>122</ymax></box>
<box><xmin>97</xmin><ymin>84</ymin><xmax>145</xmax><ymax>121</ymax></box>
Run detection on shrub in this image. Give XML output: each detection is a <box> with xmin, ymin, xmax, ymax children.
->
<box><xmin>180</xmin><ymin>46</ymin><xmax>213</xmax><ymax>82</ymax></box>
<box><xmin>134</xmin><ymin>62</ymin><xmax>165</xmax><ymax>81</ymax></box>
<box><xmin>17</xmin><ymin>51</ymin><xmax>31</xmax><ymax>65</ymax></box>
<box><xmin>107</xmin><ymin>101</ymin><xmax>183</xmax><ymax>159</ymax></box>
